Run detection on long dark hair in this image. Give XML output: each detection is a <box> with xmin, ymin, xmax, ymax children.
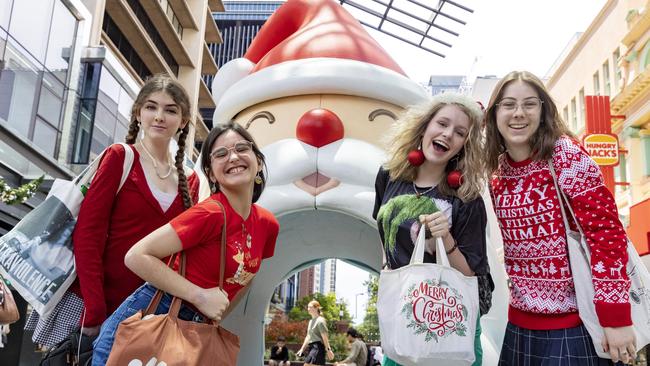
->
<box><xmin>200</xmin><ymin>121</ymin><xmax>267</xmax><ymax>203</ymax></box>
<box><xmin>125</xmin><ymin>73</ymin><xmax>193</xmax><ymax>209</ymax></box>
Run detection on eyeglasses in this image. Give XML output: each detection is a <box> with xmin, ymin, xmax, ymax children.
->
<box><xmin>210</xmin><ymin>140</ymin><xmax>253</xmax><ymax>162</ymax></box>
<box><xmin>496</xmin><ymin>98</ymin><xmax>543</xmax><ymax>112</ymax></box>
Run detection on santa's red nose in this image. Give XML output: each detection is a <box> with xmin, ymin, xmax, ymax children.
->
<box><xmin>296</xmin><ymin>108</ymin><xmax>344</xmax><ymax>147</ymax></box>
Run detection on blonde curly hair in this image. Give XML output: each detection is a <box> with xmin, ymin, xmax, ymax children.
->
<box><xmin>383</xmin><ymin>93</ymin><xmax>485</xmax><ymax>202</ymax></box>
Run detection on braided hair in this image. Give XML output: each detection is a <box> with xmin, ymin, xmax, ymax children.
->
<box><xmin>125</xmin><ymin>73</ymin><xmax>193</xmax><ymax>208</ymax></box>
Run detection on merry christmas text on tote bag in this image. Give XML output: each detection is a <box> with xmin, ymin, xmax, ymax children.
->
<box><xmin>377</xmin><ymin>225</ymin><xmax>479</xmax><ymax>366</ymax></box>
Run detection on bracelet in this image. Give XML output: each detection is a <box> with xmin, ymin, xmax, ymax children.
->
<box><xmin>446</xmin><ymin>239</ymin><xmax>458</xmax><ymax>255</ymax></box>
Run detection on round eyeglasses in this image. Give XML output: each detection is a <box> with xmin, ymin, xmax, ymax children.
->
<box><xmin>496</xmin><ymin>98</ymin><xmax>543</xmax><ymax>112</ymax></box>
<box><xmin>210</xmin><ymin>140</ymin><xmax>253</xmax><ymax>162</ymax></box>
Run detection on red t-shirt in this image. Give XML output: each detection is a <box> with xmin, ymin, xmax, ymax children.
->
<box><xmin>169</xmin><ymin>192</ymin><xmax>279</xmax><ymax>299</ymax></box>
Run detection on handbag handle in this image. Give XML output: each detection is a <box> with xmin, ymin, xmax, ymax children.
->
<box><xmin>408</xmin><ymin>225</ymin><xmax>450</xmax><ymax>267</ymax></box>
<box><xmin>143</xmin><ymin>199</ymin><xmax>228</xmax><ymax>319</ymax></box>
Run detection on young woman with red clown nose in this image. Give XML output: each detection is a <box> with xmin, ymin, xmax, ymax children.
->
<box><xmin>373</xmin><ymin>93</ymin><xmax>494</xmax><ymax>366</ymax></box>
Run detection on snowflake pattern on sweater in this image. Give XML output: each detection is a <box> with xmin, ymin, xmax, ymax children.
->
<box><xmin>490</xmin><ymin>136</ymin><xmax>630</xmax><ymax>328</ymax></box>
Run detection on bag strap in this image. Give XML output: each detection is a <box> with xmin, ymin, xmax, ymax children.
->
<box><xmin>214</xmin><ymin>200</ymin><xmax>228</xmax><ymax>291</ymax></box>
<box><xmin>408</xmin><ymin>225</ymin><xmax>450</xmax><ymax>267</ymax></box>
<box><xmin>547</xmin><ymin>160</ymin><xmax>591</xmax><ymax>260</ymax></box>
<box><xmin>75</xmin><ymin>143</ymin><xmax>134</xmax><ymax>194</ymax></box>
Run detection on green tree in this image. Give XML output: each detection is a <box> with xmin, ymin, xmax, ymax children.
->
<box><xmin>288</xmin><ymin>292</ymin><xmax>351</xmax><ymax>332</ymax></box>
<box><xmin>358</xmin><ymin>275</ymin><xmax>380</xmax><ymax>343</ymax></box>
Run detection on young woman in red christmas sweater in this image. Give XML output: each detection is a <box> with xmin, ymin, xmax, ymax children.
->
<box><xmin>92</xmin><ymin>121</ymin><xmax>279</xmax><ymax>365</ymax></box>
<box><xmin>24</xmin><ymin>74</ymin><xmax>199</xmax><ymax>347</ymax></box>
<box><xmin>485</xmin><ymin>71</ymin><xmax>634</xmax><ymax>365</ymax></box>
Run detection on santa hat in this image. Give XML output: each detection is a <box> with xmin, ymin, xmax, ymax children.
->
<box><xmin>211</xmin><ymin>0</ymin><xmax>429</xmax><ymax>124</ymax></box>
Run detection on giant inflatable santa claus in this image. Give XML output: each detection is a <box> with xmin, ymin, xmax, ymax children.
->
<box><xmin>207</xmin><ymin>1</ymin><xmax>508</xmax><ymax>365</ymax></box>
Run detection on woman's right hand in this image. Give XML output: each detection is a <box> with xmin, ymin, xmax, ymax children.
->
<box><xmin>193</xmin><ymin>287</ymin><xmax>229</xmax><ymax>321</ymax></box>
<box><xmin>296</xmin><ymin>349</ymin><xmax>304</xmax><ymax>357</ymax></box>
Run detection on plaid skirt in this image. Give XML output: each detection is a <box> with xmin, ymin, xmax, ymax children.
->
<box><xmin>24</xmin><ymin>291</ymin><xmax>84</xmax><ymax>347</ymax></box>
<box><xmin>499</xmin><ymin>322</ymin><xmax>618</xmax><ymax>366</ymax></box>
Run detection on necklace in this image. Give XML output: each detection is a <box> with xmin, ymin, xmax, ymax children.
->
<box><xmin>412</xmin><ymin>182</ymin><xmax>435</xmax><ymax>199</ymax></box>
<box><xmin>139</xmin><ymin>141</ymin><xmax>173</xmax><ymax>179</ymax></box>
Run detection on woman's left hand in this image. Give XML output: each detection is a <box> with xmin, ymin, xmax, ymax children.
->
<box><xmin>326</xmin><ymin>349</ymin><xmax>334</xmax><ymax>361</ymax></box>
<box><xmin>602</xmin><ymin>326</ymin><xmax>636</xmax><ymax>364</ymax></box>
<box><xmin>419</xmin><ymin>212</ymin><xmax>451</xmax><ymax>241</ymax></box>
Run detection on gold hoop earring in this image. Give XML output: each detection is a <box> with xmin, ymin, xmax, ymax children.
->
<box><xmin>255</xmin><ymin>174</ymin><xmax>263</xmax><ymax>185</ymax></box>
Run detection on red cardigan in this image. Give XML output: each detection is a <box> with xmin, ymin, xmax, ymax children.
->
<box><xmin>70</xmin><ymin>144</ymin><xmax>199</xmax><ymax>326</ymax></box>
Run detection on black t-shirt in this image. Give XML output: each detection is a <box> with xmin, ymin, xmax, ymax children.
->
<box><xmin>373</xmin><ymin>167</ymin><xmax>494</xmax><ymax>314</ymax></box>
<box><xmin>271</xmin><ymin>345</ymin><xmax>289</xmax><ymax>361</ymax></box>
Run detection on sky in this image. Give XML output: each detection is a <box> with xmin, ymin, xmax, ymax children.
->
<box><xmin>363</xmin><ymin>0</ymin><xmax>608</xmax><ymax>83</ymax></box>
<box><xmin>335</xmin><ymin>0</ymin><xmax>608</xmax><ymax>325</ymax></box>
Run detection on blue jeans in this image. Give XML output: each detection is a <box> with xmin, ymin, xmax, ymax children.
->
<box><xmin>92</xmin><ymin>283</ymin><xmax>206</xmax><ymax>366</ymax></box>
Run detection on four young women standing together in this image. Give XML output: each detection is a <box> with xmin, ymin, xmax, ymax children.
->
<box><xmin>28</xmin><ymin>70</ymin><xmax>635</xmax><ymax>365</ymax></box>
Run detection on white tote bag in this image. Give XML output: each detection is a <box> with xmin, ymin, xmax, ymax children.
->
<box><xmin>0</xmin><ymin>144</ymin><xmax>133</xmax><ymax>318</ymax></box>
<box><xmin>378</xmin><ymin>225</ymin><xmax>478</xmax><ymax>366</ymax></box>
<box><xmin>549</xmin><ymin>162</ymin><xmax>650</xmax><ymax>359</ymax></box>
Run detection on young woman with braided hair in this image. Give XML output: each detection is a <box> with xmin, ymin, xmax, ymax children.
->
<box><xmin>24</xmin><ymin>74</ymin><xmax>199</xmax><ymax>348</ymax></box>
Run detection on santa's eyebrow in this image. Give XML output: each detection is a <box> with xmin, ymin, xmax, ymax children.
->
<box><xmin>368</xmin><ymin>109</ymin><xmax>397</xmax><ymax>122</ymax></box>
<box><xmin>245</xmin><ymin>111</ymin><xmax>276</xmax><ymax>129</ymax></box>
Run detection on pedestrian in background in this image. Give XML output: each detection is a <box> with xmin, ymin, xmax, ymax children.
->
<box><xmin>297</xmin><ymin>300</ymin><xmax>335</xmax><ymax>365</ymax></box>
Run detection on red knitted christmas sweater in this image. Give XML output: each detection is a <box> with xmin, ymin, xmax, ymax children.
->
<box><xmin>490</xmin><ymin>136</ymin><xmax>631</xmax><ymax>330</ymax></box>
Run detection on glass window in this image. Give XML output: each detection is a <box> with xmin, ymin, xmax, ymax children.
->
<box><xmin>114</xmin><ymin>117</ymin><xmax>128</xmax><ymax>142</ymax></box>
<box><xmin>0</xmin><ymin>39</ymin><xmax>40</xmax><ymax>139</ymax></box>
<box><xmin>593</xmin><ymin>71</ymin><xmax>600</xmax><ymax>95</ymax></box>
<box><xmin>0</xmin><ymin>0</ymin><xmax>12</xmax><ymax>31</ymax></box>
<box><xmin>643</xmin><ymin>136</ymin><xmax>650</xmax><ymax>177</ymax></box>
<box><xmin>94</xmin><ymin>101</ymin><xmax>117</xmax><ymax>139</ymax></box>
<box><xmin>32</xmin><ymin>116</ymin><xmax>57</xmax><ymax>156</ymax></box>
<box><xmin>45</xmin><ymin>1</ymin><xmax>77</xmax><ymax>83</ymax></box>
<box><xmin>613</xmin><ymin>48</ymin><xmax>621</xmax><ymax>92</ymax></box>
<box><xmin>72</xmin><ymin>61</ymin><xmax>102</xmax><ymax>164</ymax></box>
<box><xmin>563</xmin><ymin>106</ymin><xmax>569</xmax><ymax>124</ymax></box>
<box><xmin>579</xmin><ymin>88</ymin><xmax>585</xmax><ymax>130</ymax></box>
<box><xmin>614</xmin><ymin>152</ymin><xmax>627</xmax><ymax>187</ymax></box>
<box><xmin>0</xmin><ymin>28</ymin><xmax>7</xmax><ymax>65</ymax></box>
<box><xmin>117</xmin><ymin>91</ymin><xmax>133</xmax><ymax>122</ymax></box>
<box><xmin>8</xmin><ymin>0</ymin><xmax>54</xmax><ymax>63</ymax></box>
<box><xmin>99</xmin><ymin>67</ymin><xmax>121</xmax><ymax>106</ymax></box>
<box><xmin>72</xmin><ymin>98</ymin><xmax>95</xmax><ymax>163</ymax></box>
<box><xmin>603</xmin><ymin>61</ymin><xmax>610</xmax><ymax>96</ymax></box>
<box><xmin>570</xmin><ymin>98</ymin><xmax>577</xmax><ymax>131</ymax></box>
<box><xmin>90</xmin><ymin>118</ymin><xmax>112</xmax><ymax>156</ymax></box>
<box><xmin>37</xmin><ymin>83</ymin><xmax>63</xmax><ymax>126</ymax></box>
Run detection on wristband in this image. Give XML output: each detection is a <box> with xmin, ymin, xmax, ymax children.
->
<box><xmin>446</xmin><ymin>239</ymin><xmax>458</xmax><ymax>255</ymax></box>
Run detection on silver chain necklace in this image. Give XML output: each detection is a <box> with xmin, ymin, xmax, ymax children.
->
<box><xmin>412</xmin><ymin>182</ymin><xmax>435</xmax><ymax>199</ymax></box>
<box><xmin>139</xmin><ymin>141</ymin><xmax>173</xmax><ymax>179</ymax></box>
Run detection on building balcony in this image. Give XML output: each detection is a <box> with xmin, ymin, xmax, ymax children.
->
<box><xmin>168</xmin><ymin>0</ymin><xmax>198</xmax><ymax>30</ymax></box>
<box><xmin>202</xmin><ymin>42</ymin><xmax>218</xmax><ymax>76</ymax></box>
<box><xmin>611</xmin><ymin>67</ymin><xmax>650</xmax><ymax>114</ymax></box>
<box><xmin>195</xmin><ymin>111</ymin><xmax>210</xmax><ymax>144</ymax></box>
<box><xmin>104</xmin><ymin>0</ymin><xmax>175</xmax><ymax>77</ymax></box>
<box><xmin>205</xmin><ymin>7</ymin><xmax>222</xmax><ymax>44</ymax></box>
<box><xmin>140</xmin><ymin>0</ymin><xmax>194</xmax><ymax>67</ymax></box>
<box><xmin>199</xmin><ymin>77</ymin><xmax>216</xmax><ymax>110</ymax></box>
<box><xmin>208</xmin><ymin>0</ymin><xmax>225</xmax><ymax>12</ymax></box>
<box><xmin>622</xmin><ymin>8</ymin><xmax>650</xmax><ymax>47</ymax></box>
